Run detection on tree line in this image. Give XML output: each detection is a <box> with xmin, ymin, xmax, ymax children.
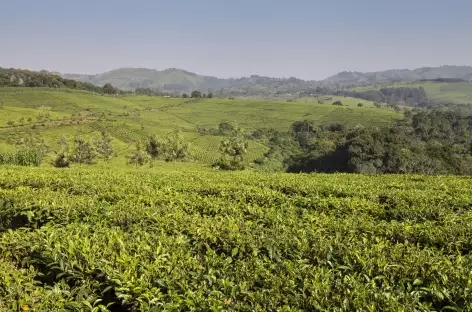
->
<box><xmin>0</xmin><ymin>68</ymin><xmax>124</xmax><ymax>95</ymax></box>
<box><xmin>339</xmin><ymin>87</ymin><xmax>428</xmax><ymax>107</ymax></box>
<box><xmin>282</xmin><ymin>108</ymin><xmax>472</xmax><ymax>174</ymax></box>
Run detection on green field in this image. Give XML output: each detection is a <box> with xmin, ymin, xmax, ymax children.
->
<box><xmin>0</xmin><ymin>87</ymin><xmax>401</xmax><ymax>166</ymax></box>
<box><xmin>352</xmin><ymin>81</ymin><xmax>472</xmax><ymax>105</ymax></box>
<box><xmin>0</xmin><ymin>166</ymin><xmax>471</xmax><ymax>311</ymax></box>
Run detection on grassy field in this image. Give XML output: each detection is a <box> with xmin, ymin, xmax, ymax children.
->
<box><xmin>351</xmin><ymin>81</ymin><xmax>472</xmax><ymax>105</ymax></box>
<box><xmin>0</xmin><ymin>166</ymin><xmax>471</xmax><ymax>311</ymax></box>
<box><xmin>0</xmin><ymin>87</ymin><xmax>401</xmax><ymax>166</ymax></box>
<box><xmin>298</xmin><ymin>95</ymin><xmax>377</xmax><ymax>108</ymax></box>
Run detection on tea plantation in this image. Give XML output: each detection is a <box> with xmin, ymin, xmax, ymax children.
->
<box><xmin>1</xmin><ymin>166</ymin><xmax>471</xmax><ymax>311</ymax></box>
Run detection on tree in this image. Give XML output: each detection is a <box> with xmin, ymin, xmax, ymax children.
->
<box><xmin>214</xmin><ymin>127</ymin><xmax>249</xmax><ymax>170</ymax></box>
<box><xmin>191</xmin><ymin>91</ymin><xmax>202</xmax><ymax>98</ymax></box>
<box><xmin>202</xmin><ymin>93</ymin><xmax>207</xmax><ymax>98</ymax></box>
<box><xmin>332</xmin><ymin>100</ymin><xmax>343</xmax><ymax>106</ymax></box>
<box><xmin>144</xmin><ymin>133</ymin><xmax>189</xmax><ymax>162</ymax></box>
<box><xmin>182</xmin><ymin>93</ymin><xmax>189</xmax><ymax>98</ymax></box>
<box><xmin>207</xmin><ymin>92</ymin><xmax>214</xmax><ymax>99</ymax></box>
<box><xmin>94</xmin><ymin>131</ymin><xmax>115</xmax><ymax>161</ymax></box>
<box><xmin>146</xmin><ymin>135</ymin><xmax>164</xmax><ymax>159</ymax></box>
<box><xmin>71</xmin><ymin>135</ymin><xmax>96</xmax><ymax>164</ymax></box>
<box><xmin>357</xmin><ymin>103</ymin><xmax>363</xmax><ymax>107</ymax></box>
<box><xmin>103</xmin><ymin>83</ymin><xmax>116</xmax><ymax>95</ymax></box>
<box><xmin>162</xmin><ymin>132</ymin><xmax>189</xmax><ymax>161</ymax></box>
<box><xmin>127</xmin><ymin>142</ymin><xmax>149</xmax><ymax>167</ymax></box>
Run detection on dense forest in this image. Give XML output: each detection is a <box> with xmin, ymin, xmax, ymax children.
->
<box><xmin>268</xmin><ymin>107</ymin><xmax>472</xmax><ymax>174</ymax></box>
<box><xmin>0</xmin><ymin>67</ymin><xmax>123</xmax><ymax>94</ymax></box>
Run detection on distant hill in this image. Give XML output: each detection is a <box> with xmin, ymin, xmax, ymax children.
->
<box><xmin>64</xmin><ymin>68</ymin><xmax>232</xmax><ymax>92</ymax></box>
<box><xmin>63</xmin><ymin>65</ymin><xmax>472</xmax><ymax>94</ymax></box>
<box><xmin>321</xmin><ymin>66</ymin><xmax>472</xmax><ymax>88</ymax></box>
<box><xmin>63</xmin><ymin>68</ymin><xmax>319</xmax><ymax>95</ymax></box>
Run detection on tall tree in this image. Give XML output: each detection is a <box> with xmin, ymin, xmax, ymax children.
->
<box><xmin>103</xmin><ymin>83</ymin><xmax>117</xmax><ymax>95</ymax></box>
<box><xmin>191</xmin><ymin>91</ymin><xmax>202</xmax><ymax>98</ymax></box>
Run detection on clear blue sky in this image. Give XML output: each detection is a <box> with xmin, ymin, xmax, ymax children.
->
<box><xmin>1</xmin><ymin>0</ymin><xmax>471</xmax><ymax>80</ymax></box>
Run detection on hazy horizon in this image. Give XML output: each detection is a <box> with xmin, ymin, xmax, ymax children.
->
<box><xmin>2</xmin><ymin>0</ymin><xmax>472</xmax><ymax>80</ymax></box>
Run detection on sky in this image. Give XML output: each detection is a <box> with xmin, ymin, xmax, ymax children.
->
<box><xmin>1</xmin><ymin>0</ymin><xmax>472</xmax><ymax>80</ymax></box>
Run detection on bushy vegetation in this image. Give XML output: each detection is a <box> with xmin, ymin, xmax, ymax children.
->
<box><xmin>145</xmin><ymin>132</ymin><xmax>190</xmax><ymax>162</ymax></box>
<box><xmin>0</xmin><ymin>133</ymin><xmax>48</xmax><ymax>166</ymax></box>
<box><xmin>1</xmin><ymin>168</ymin><xmax>472</xmax><ymax>311</ymax></box>
<box><xmin>0</xmin><ymin>149</ymin><xmax>43</xmax><ymax>166</ymax></box>
<box><xmin>286</xmin><ymin>108</ymin><xmax>472</xmax><ymax>174</ymax></box>
<box><xmin>214</xmin><ymin>127</ymin><xmax>249</xmax><ymax>170</ymax></box>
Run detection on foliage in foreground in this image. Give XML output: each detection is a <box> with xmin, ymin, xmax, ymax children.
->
<box><xmin>0</xmin><ymin>167</ymin><xmax>472</xmax><ymax>311</ymax></box>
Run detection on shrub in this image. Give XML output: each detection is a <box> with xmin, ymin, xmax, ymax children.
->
<box><xmin>0</xmin><ymin>149</ymin><xmax>43</xmax><ymax>166</ymax></box>
<box><xmin>53</xmin><ymin>153</ymin><xmax>71</xmax><ymax>168</ymax></box>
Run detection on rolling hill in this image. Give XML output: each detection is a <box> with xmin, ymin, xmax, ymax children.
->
<box><xmin>321</xmin><ymin>65</ymin><xmax>472</xmax><ymax>88</ymax></box>
<box><xmin>0</xmin><ymin>87</ymin><xmax>400</xmax><ymax>168</ymax></box>
<box><xmin>62</xmin><ymin>65</ymin><xmax>472</xmax><ymax>94</ymax></box>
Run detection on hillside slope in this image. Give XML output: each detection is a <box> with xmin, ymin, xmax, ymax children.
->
<box><xmin>0</xmin><ymin>87</ymin><xmax>400</xmax><ymax>167</ymax></box>
<box><xmin>321</xmin><ymin>66</ymin><xmax>472</xmax><ymax>88</ymax></box>
<box><xmin>351</xmin><ymin>81</ymin><xmax>472</xmax><ymax>105</ymax></box>
<box><xmin>63</xmin><ymin>65</ymin><xmax>472</xmax><ymax>93</ymax></box>
<box><xmin>65</xmin><ymin>68</ymin><xmax>232</xmax><ymax>92</ymax></box>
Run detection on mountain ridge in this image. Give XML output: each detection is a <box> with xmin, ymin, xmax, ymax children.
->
<box><xmin>61</xmin><ymin>65</ymin><xmax>472</xmax><ymax>94</ymax></box>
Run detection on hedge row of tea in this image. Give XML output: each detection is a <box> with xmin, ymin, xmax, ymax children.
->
<box><xmin>1</xmin><ymin>167</ymin><xmax>472</xmax><ymax>311</ymax></box>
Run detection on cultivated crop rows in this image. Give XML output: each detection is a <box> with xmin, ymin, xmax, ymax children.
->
<box><xmin>90</xmin><ymin>121</ymin><xmax>149</xmax><ymax>144</ymax></box>
<box><xmin>188</xmin><ymin>136</ymin><xmax>267</xmax><ymax>164</ymax></box>
<box><xmin>1</xmin><ymin>168</ymin><xmax>471</xmax><ymax>311</ymax></box>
